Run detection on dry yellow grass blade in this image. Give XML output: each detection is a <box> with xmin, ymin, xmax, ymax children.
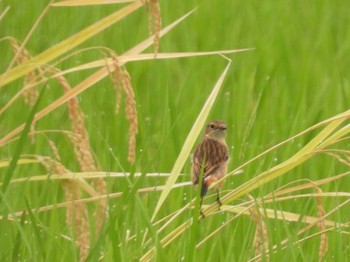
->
<box><xmin>221</xmin><ymin>203</ymin><xmax>347</xmax><ymax>227</ymax></box>
<box><xmin>155</xmin><ymin>193</ymin><xmax>348</xmax><ymax>254</ymax></box>
<box><xmin>52</xmin><ymin>0</ymin><xmax>135</xmax><ymax>6</ymax></box>
<box><xmin>264</xmin><ymin>191</ymin><xmax>350</xmax><ymax>203</ymax></box>
<box><xmin>0</xmin><ymin>0</ymin><xmax>143</xmax><ymax>88</ymax></box>
<box><xmin>195</xmin><ymin>185</ymin><xmax>350</xmax><ymax>248</ymax></box>
<box><xmin>0</xmin><ymin>158</ymin><xmax>40</xmax><ymax>168</ymax></box>
<box><xmin>57</xmin><ymin>49</ymin><xmax>254</xmax><ymax>75</ymax></box>
<box><xmin>143</xmin><ymin>189</ymin><xmax>347</xmax><ymax>261</ymax></box>
<box><xmin>150</xmin><ymin>56</ymin><xmax>232</xmax><ymax>222</ymax></box>
<box><xmin>0</xmin><ymin>181</ymin><xmax>192</xmax><ymax>221</ymax></box>
<box><xmin>249</xmin><ymin>199</ymin><xmax>350</xmax><ymax>262</ymax></box>
<box><xmin>248</xmin><ymin>226</ymin><xmax>347</xmax><ymax>262</ymax></box>
<box><xmin>224</xmin><ymin>109</ymin><xmax>350</xmax><ymax>183</ymax></box>
<box><xmin>0</xmin><ymin>5</ymin><xmax>10</xmax><ymax>21</ymax></box>
<box><xmin>317</xmin><ymin>123</ymin><xmax>350</xmax><ymax>148</ymax></box>
<box><xmin>198</xmin><ymin>187</ymin><xmax>349</xmax><ymax>248</ymax></box>
<box><xmin>0</xmin><ymin>172</ymin><xmax>187</xmax><ymax>185</ymax></box>
<box><xmin>0</xmin><ymin>10</ymin><xmax>195</xmax><ymax>146</ymax></box>
<box><xmin>265</xmin><ymin>171</ymin><xmax>350</xmax><ymax>198</ymax></box>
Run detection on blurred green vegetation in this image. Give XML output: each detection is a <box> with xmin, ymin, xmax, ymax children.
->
<box><xmin>1</xmin><ymin>0</ymin><xmax>350</xmax><ymax>261</ymax></box>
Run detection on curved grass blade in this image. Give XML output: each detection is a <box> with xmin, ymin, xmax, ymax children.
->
<box><xmin>58</xmin><ymin>49</ymin><xmax>254</xmax><ymax>75</ymax></box>
<box><xmin>151</xmin><ymin>56</ymin><xmax>232</xmax><ymax>221</ymax></box>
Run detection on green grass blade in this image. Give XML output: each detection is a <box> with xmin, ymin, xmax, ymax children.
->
<box><xmin>0</xmin><ymin>87</ymin><xmax>46</xmax><ymax>199</ymax></box>
<box><xmin>24</xmin><ymin>198</ymin><xmax>46</xmax><ymax>261</ymax></box>
<box><xmin>12</xmin><ymin>211</ymin><xmax>27</xmax><ymax>261</ymax></box>
<box><xmin>151</xmin><ymin>57</ymin><xmax>232</xmax><ymax>221</ymax></box>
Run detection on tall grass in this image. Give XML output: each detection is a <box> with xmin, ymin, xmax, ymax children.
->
<box><xmin>1</xmin><ymin>0</ymin><xmax>350</xmax><ymax>261</ymax></box>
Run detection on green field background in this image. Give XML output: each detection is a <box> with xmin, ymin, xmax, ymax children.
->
<box><xmin>1</xmin><ymin>0</ymin><xmax>350</xmax><ymax>261</ymax></box>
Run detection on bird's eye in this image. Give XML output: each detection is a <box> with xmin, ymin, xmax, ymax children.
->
<box><xmin>210</xmin><ymin>124</ymin><xmax>215</xmax><ymax>129</ymax></box>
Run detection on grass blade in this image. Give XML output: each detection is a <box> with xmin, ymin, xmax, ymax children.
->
<box><xmin>12</xmin><ymin>211</ymin><xmax>27</xmax><ymax>261</ymax></box>
<box><xmin>0</xmin><ymin>6</ymin><xmax>10</xmax><ymax>22</ymax></box>
<box><xmin>52</xmin><ymin>0</ymin><xmax>136</xmax><ymax>6</ymax></box>
<box><xmin>24</xmin><ymin>198</ymin><xmax>46</xmax><ymax>261</ymax></box>
<box><xmin>151</xmin><ymin>56</ymin><xmax>232</xmax><ymax>221</ymax></box>
<box><xmin>58</xmin><ymin>49</ymin><xmax>254</xmax><ymax>75</ymax></box>
<box><xmin>0</xmin><ymin>87</ymin><xmax>46</xmax><ymax>199</ymax></box>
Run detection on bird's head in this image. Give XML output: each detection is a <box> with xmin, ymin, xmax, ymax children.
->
<box><xmin>204</xmin><ymin>120</ymin><xmax>227</xmax><ymax>141</ymax></box>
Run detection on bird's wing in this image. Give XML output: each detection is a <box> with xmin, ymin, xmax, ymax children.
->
<box><xmin>192</xmin><ymin>138</ymin><xmax>228</xmax><ymax>185</ymax></box>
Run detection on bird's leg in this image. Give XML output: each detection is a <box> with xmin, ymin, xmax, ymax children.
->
<box><xmin>216</xmin><ymin>190</ymin><xmax>223</xmax><ymax>208</ymax></box>
<box><xmin>199</xmin><ymin>196</ymin><xmax>205</xmax><ymax>218</ymax></box>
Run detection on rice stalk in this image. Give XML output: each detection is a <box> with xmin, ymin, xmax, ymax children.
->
<box><xmin>249</xmin><ymin>199</ymin><xmax>350</xmax><ymax>262</ymax></box>
<box><xmin>40</xmin><ymin>153</ymin><xmax>90</xmax><ymax>261</ymax></box>
<box><xmin>2</xmin><ymin>1</ymin><xmax>53</xmax><ymax>83</ymax></box>
<box><xmin>248</xmin><ymin>195</ymin><xmax>269</xmax><ymax>261</ymax></box>
<box><xmin>309</xmin><ymin>183</ymin><xmax>328</xmax><ymax>261</ymax></box>
<box><xmin>55</xmin><ymin>71</ymin><xmax>107</xmax><ymax>234</ymax></box>
<box><xmin>8</xmin><ymin>38</ymin><xmax>39</xmax><ymax>106</ymax></box>
<box><xmin>143</xmin><ymin>0</ymin><xmax>161</xmax><ymax>56</ymax></box>
<box><xmin>106</xmin><ymin>53</ymin><xmax>138</xmax><ymax>163</ymax></box>
<box><xmin>8</xmin><ymin>37</ymin><xmax>43</xmax><ymax>144</ymax></box>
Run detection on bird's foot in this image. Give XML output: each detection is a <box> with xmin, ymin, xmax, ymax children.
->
<box><xmin>216</xmin><ymin>197</ymin><xmax>223</xmax><ymax>210</ymax></box>
<box><xmin>200</xmin><ymin>209</ymin><xmax>205</xmax><ymax>219</ymax></box>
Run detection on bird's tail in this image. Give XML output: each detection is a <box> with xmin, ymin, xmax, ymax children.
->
<box><xmin>201</xmin><ymin>175</ymin><xmax>217</xmax><ymax>197</ymax></box>
<box><xmin>201</xmin><ymin>183</ymin><xmax>208</xmax><ymax>197</ymax></box>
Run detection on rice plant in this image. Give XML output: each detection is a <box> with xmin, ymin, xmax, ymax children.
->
<box><xmin>1</xmin><ymin>0</ymin><xmax>349</xmax><ymax>261</ymax></box>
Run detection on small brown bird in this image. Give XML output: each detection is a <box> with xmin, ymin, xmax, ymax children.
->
<box><xmin>192</xmin><ymin>120</ymin><xmax>229</xmax><ymax>207</ymax></box>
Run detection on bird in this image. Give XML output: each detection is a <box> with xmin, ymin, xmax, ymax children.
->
<box><xmin>191</xmin><ymin>120</ymin><xmax>229</xmax><ymax>210</ymax></box>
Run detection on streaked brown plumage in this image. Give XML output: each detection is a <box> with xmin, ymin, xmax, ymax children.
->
<box><xmin>192</xmin><ymin>120</ymin><xmax>229</xmax><ymax>204</ymax></box>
